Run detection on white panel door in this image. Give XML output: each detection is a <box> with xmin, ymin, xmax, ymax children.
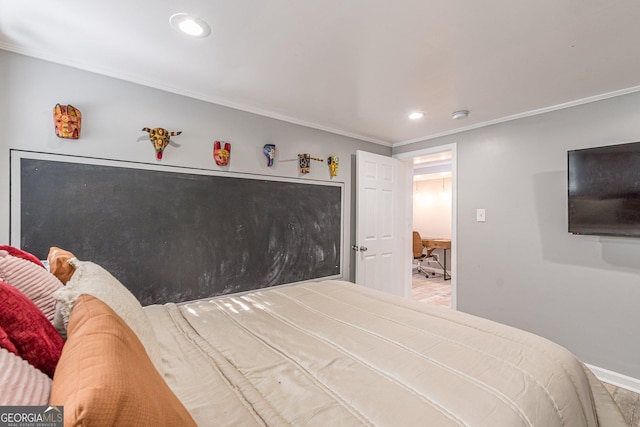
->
<box><xmin>355</xmin><ymin>150</ymin><xmax>409</xmax><ymax>296</ymax></box>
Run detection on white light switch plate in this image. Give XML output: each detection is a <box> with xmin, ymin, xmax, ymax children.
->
<box><xmin>476</xmin><ymin>209</ymin><xmax>486</xmax><ymax>222</ymax></box>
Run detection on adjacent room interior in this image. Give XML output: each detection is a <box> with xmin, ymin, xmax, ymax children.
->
<box><xmin>410</xmin><ymin>150</ymin><xmax>453</xmax><ymax>307</ymax></box>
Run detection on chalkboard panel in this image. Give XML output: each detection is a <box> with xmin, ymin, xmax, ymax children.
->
<box><xmin>12</xmin><ymin>152</ymin><xmax>342</xmax><ymax>305</ymax></box>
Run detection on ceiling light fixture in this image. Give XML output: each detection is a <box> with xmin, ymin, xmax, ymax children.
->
<box><xmin>169</xmin><ymin>13</ymin><xmax>211</xmax><ymax>38</ymax></box>
<box><xmin>408</xmin><ymin>111</ymin><xmax>425</xmax><ymax>120</ymax></box>
<box><xmin>451</xmin><ymin>110</ymin><xmax>469</xmax><ymax>120</ymax></box>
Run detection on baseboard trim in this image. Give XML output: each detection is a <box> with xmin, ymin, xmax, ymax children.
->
<box><xmin>586</xmin><ymin>363</ymin><xmax>640</xmax><ymax>394</ymax></box>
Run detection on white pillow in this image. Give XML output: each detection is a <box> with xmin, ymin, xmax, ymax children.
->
<box><xmin>52</xmin><ymin>260</ymin><xmax>163</xmax><ymax>374</ymax></box>
<box><xmin>0</xmin><ymin>348</ymin><xmax>51</xmax><ymax>405</ymax></box>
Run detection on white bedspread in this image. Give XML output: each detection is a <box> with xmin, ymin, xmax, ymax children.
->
<box><xmin>144</xmin><ymin>280</ymin><xmax>627</xmax><ymax>426</ymax></box>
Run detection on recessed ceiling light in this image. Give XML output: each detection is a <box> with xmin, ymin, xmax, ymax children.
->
<box><xmin>169</xmin><ymin>13</ymin><xmax>211</xmax><ymax>38</ymax></box>
<box><xmin>408</xmin><ymin>111</ymin><xmax>425</xmax><ymax>120</ymax></box>
<box><xmin>451</xmin><ymin>110</ymin><xmax>469</xmax><ymax>120</ymax></box>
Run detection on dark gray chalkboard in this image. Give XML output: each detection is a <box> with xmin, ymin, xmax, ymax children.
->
<box><xmin>16</xmin><ymin>155</ymin><xmax>342</xmax><ymax>305</ymax></box>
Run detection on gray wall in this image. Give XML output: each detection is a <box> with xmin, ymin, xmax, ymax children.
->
<box><xmin>3</xmin><ymin>48</ymin><xmax>637</xmax><ymax>381</ymax></box>
<box><xmin>394</xmin><ymin>93</ymin><xmax>640</xmax><ymax>380</ymax></box>
<box><xmin>0</xmin><ymin>50</ymin><xmax>390</xmax><ymax>283</ymax></box>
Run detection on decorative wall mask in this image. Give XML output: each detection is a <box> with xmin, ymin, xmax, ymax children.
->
<box><xmin>53</xmin><ymin>104</ymin><xmax>82</xmax><ymax>139</ymax></box>
<box><xmin>298</xmin><ymin>154</ymin><xmax>323</xmax><ymax>174</ymax></box>
<box><xmin>213</xmin><ymin>141</ymin><xmax>231</xmax><ymax>166</ymax></box>
<box><xmin>141</xmin><ymin>127</ymin><xmax>182</xmax><ymax>160</ymax></box>
<box><xmin>263</xmin><ymin>144</ymin><xmax>276</xmax><ymax>167</ymax></box>
<box><xmin>327</xmin><ymin>155</ymin><xmax>339</xmax><ymax>177</ymax></box>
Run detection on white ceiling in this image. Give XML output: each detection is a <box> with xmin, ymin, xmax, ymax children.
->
<box><xmin>2</xmin><ymin>1</ymin><xmax>640</xmax><ymax>147</ymax></box>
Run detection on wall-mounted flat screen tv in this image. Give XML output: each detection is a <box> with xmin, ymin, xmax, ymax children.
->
<box><xmin>568</xmin><ymin>141</ymin><xmax>640</xmax><ymax>237</ymax></box>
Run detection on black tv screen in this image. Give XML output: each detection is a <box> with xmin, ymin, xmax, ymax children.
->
<box><xmin>568</xmin><ymin>141</ymin><xmax>640</xmax><ymax>237</ymax></box>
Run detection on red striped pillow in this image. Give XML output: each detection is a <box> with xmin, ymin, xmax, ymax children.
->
<box><xmin>0</xmin><ymin>251</ymin><xmax>63</xmax><ymax>321</ymax></box>
<box><xmin>0</xmin><ymin>245</ymin><xmax>45</xmax><ymax>268</ymax></box>
<box><xmin>0</xmin><ymin>348</ymin><xmax>52</xmax><ymax>405</ymax></box>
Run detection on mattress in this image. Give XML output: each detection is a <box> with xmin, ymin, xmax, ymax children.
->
<box><xmin>144</xmin><ymin>280</ymin><xmax>627</xmax><ymax>426</ymax></box>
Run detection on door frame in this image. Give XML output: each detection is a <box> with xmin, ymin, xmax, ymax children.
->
<box><xmin>393</xmin><ymin>143</ymin><xmax>458</xmax><ymax>309</ymax></box>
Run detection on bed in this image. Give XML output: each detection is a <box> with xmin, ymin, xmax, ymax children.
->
<box><xmin>0</xmin><ymin>249</ymin><xmax>628</xmax><ymax>426</ymax></box>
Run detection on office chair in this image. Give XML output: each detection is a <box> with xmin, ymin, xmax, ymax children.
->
<box><xmin>413</xmin><ymin>231</ymin><xmax>434</xmax><ymax>277</ymax></box>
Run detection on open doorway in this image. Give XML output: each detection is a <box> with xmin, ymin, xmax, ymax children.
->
<box><xmin>394</xmin><ymin>143</ymin><xmax>457</xmax><ymax>309</ymax></box>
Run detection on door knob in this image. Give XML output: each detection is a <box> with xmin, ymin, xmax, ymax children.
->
<box><xmin>359</xmin><ymin>246</ymin><xmax>368</xmax><ymax>252</ymax></box>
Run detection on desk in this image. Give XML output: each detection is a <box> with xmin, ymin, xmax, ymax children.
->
<box><xmin>422</xmin><ymin>238</ymin><xmax>451</xmax><ymax>280</ymax></box>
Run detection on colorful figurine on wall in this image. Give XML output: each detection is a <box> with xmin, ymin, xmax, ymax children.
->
<box><xmin>263</xmin><ymin>144</ymin><xmax>276</xmax><ymax>167</ymax></box>
<box><xmin>327</xmin><ymin>155</ymin><xmax>339</xmax><ymax>177</ymax></box>
<box><xmin>53</xmin><ymin>104</ymin><xmax>82</xmax><ymax>139</ymax></box>
<box><xmin>141</xmin><ymin>127</ymin><xmax>182</xmax><ymax>160</ymax></box>
<box><xmin>298</xmin><ymin>154</ymin><xmax>323</xmax><ymax>174</ymax></box>
<box><xmin>213</xmin><ymin>141</ymin><xmax>231</xmax><ymax>166</ymax></box>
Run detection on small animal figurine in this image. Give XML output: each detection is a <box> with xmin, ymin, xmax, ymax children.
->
<box><xmin>298</xmin><ymin>154</ymin><xmax>323</xmax><ymax>174</ymax></box>
<box><xmin>53</xmin><ymin>104</ymin><xmax>82</xmax><ymax>139</ymax></box>
<box><xmin>213</xmin><ymin>141</ymin><xmax>231</xmax><ymax>166</ymax></box>
<box><xmin>263</xmin><ymin>144</ymin><xmax>276</xmax><ymax>167</ymax></box>
<box><xmin>142</xmin><ymin>127</ymin><xmax>182</xmax><ymax>160</ymax></box>
<box><xmin>327</xmin><ymin>155</ymin><xmax>339</xmax><ymax>177</ymax></box>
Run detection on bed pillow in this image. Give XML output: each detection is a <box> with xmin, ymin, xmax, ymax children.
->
<box><xmin>0</xmin><ymin>250</ymin><xmax>63</xmax><ymax>321</ymax></box>
<box><xmin>0</xmin><ymin>281</ymin><xmax>64</xmax><ymax>378</ymax></box>
<box><xmin>0</xmin><ymin>245</ymin><xmax>45</xmax><ymax>268</ymax></box>
<box><xmin>50</xmin><ymin>294</ymin><xmax>196</xmax><ymax>426</ymax></box>
<box><xmin>47</xmin><ymin>246</ymin><xmax>77</xmax><ymax>284</ymax></box>
<box><xmin>0</xmin><ymin>326</ymin><xmax>19</xmax><ymax>354</ymax></box>
<box><xmin>0</xmin><ymin>347</ymin><xmax>52</xmax><ymax>405</ymax></box>
<box><xmin>52</xmin><ymin>259</ymin><xmax>163</xmax><ymax>373</ymax></box>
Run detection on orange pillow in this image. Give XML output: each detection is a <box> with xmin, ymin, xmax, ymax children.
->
<box><xmin>50</xmin><ymin>295</ymin><xmax>196</xmax><ymax>427</ymax></box>
<box><xmin>47</xmin><ymin>247</ymin><xmax>77</xmax><ymax>284</ymax></box>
